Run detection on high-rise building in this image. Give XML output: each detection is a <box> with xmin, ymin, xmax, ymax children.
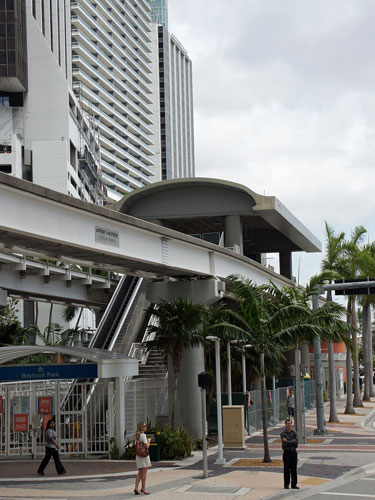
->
<box><xmin>149</xmin><ymin>0</ymin><xmax>168</xmax><ymax>29</ymax></box>
<box><xmin>71</xmin><ymin>0</ymin><xmax>158</xmax><ymax>201</ymax></box>
<box><xmin>150</xmin><ymin>2</ymin><xmax>195</xmax><ymax>180</ymax></box>
<box><xmin>0</xmin><ymin>1</ymin><xmax>195</xmax><ymax>203</ymax></box>
<box><xmin>0</xmin><ymin>1</ymin><xmax>106</xmax><ymax>205</ymax></box>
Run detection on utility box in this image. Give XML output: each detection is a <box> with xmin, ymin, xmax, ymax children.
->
<box><xmin>222</xmin><ymin>405</ymin><xmax>245</xmax><ymax>448</ymax></box>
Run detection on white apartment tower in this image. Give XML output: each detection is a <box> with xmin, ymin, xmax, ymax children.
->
<box><xmin>71</xmin><ymin>0</ymin><xmax>158</xmax><ymax>201</ymax></box>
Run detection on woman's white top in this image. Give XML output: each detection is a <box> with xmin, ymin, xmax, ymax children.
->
<box><xmin>135</xmin><ymin>432</ymin><xmax>152</xmax><ymax>469</ymax></box>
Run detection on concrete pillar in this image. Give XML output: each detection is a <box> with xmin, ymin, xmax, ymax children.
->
<box><xmin>24</xmin><ymin>300</ymin><xmax>37</xmax><ymax>343</ymax></box>
<box><xmin>24</xmin><ymin>300</ymin><xmax>35</xmax><ymax>326</ymax></box>
<box><xmin>0</xmin><ymin>288</ymin><xmax>7</xmax><ymax>310</ymax></box>
<box><xmin>279</xmin><ymin>251</ymin><xmax>292</xmax><ymax>280</ymax></box>
<box><xmin>115</xmin><ymin>376</ymin><xmax>126</xmax><ymax>452</ymax></box>
<box><xmin>168</xmin><ymin>345</ymin><xmax>204</xmax><ymax>438</ymax></box>
<box><xmin>225</xmin><ymin>215</ymin><xmax>243</xmax><ymax>254</ymax></box>
<box><xmin>301</xmin><ymin>344</ymin><xmax>310</xmax><ymax>375</ymax></box>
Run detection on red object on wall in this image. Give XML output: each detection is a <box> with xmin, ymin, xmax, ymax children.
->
<box><xmin>38</xmin><ymin>397</ymin><xmax>52</xmax><ymax>415</ymax></box>
<box><xmin>42</xmin><ymin>415</ymin><xmax>52</xmax><ymax>430</ymax></box>
<box><xmin>14</xmin><ymin>413</ymin><xmax>28</xmax><ymax>432</ymax></box>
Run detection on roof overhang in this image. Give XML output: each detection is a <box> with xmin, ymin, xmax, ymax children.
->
<box><xmin>113</xmin><ymin>178</ymin><xmax>321</xmax><ymax>254</ymax></box>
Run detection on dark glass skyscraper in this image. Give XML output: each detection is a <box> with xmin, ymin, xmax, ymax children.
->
<box><xmin>0</xmin><ymin>0</ymin><xmax>27</xmax><ymax>92</ymax></box>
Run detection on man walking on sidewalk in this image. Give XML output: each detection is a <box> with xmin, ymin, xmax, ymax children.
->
<box><xmin>280</xmin><ymin>418</ymin><xmax>299</xmax><ymax>490</ymax></box>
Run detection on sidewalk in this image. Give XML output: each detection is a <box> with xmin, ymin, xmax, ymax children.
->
<box><xmin>1</xmin><ymin>397</ymin><xmax>375</xmax><ymax>499</ymax></box>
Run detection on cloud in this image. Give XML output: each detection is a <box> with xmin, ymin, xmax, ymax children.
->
<box><xmin>168</xmin><ymin>0</ymin><xmax>375</xmax><ymax>286</ymax></box>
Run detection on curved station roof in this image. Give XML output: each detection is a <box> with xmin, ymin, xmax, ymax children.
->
<box><xmin>114</xmin><ymin>178</ymin><xmax>321</xmax><ymax>255</ymax></box>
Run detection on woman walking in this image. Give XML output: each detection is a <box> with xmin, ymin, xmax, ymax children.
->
<box><xmin>37</xmin><ymin>419</ymin><xmax>66</xmax><ymax>476</ymax></box>
<box><xmin>134</xmin><ymin>421</ymin><xmax>152</xmax><ymax>495</ymax></box>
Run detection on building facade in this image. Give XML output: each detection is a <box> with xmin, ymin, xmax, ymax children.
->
<box><xmin>0</xmin><ymin>1</ymin><xmax>106</xmax><ymax>205</ymax></box>
<box><xmin>150</xmin><ymin>7</ymin><xmax>195</xmax><ymax>180</ymax></box>
<box><xmin>0</xmin><ymin>1</ymin><xmax>195</xmax><ymax>203</ymax></box>
<box><xmin>71</xmin><ymin>0</ymin><xmax>158</xmax><ymax>201</ymax></box>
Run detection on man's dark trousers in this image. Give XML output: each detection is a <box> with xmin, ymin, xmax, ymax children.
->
<box><xmin>283</xmin><ymin>449</ymin><xmax>297</xmax><ymax>488</ymax></box>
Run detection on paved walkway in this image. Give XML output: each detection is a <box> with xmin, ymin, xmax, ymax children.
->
<box><xmin>1</xmin><ymin>397</ymin><xmax>375</xmax><ymax>499</ymax></box>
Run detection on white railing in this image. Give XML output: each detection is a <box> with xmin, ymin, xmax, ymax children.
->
<box><xmin>124</xmin><ymin>377</ymin><xmax>168</xmax><ymax>441</ymax></box>
<box><xmin>128</xmin><ymin>313</ymin><xmax>158</xmax><ymax>365</ymax></box>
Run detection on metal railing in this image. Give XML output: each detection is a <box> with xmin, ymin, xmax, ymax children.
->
<box><xmin>124</xmin><ymin>377</ymin><xmax>168</xmax><ymax>441</ymax></box>
<box><xmin>245</xmin><ymin>381</ymin><xmax>316</xmax><ymax>433</ymax></box>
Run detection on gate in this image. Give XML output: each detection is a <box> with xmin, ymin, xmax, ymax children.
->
<box><xmin>0</xmin><ymin>379</ymin><xmax>114</xmax><ymax>458</ymax></box>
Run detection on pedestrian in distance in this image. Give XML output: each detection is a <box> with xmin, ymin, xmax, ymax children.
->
<box><xmin>37</xmin><ymin>419</ymin><xmax>66</xmax><ymax>476</ymax></box>
<box><xmin>286</xmin><ymin>389</ymin><xmax>295</xmax><ymax>423</ymax></box>
<box><xmin>280</xmin><ymin>418</ymin><xmax>299</xmax><ymax>490</ymax></box>
<box><xmin>134</xmin><ymin>421</ymin><xmax>152</xmax><ymax>495</ymax></box>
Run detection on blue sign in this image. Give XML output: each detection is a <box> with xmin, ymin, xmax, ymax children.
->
<box><xmin>0</xmin><ymin>364</ymin><xmax>98</xmax><ymax>381</ymax></box>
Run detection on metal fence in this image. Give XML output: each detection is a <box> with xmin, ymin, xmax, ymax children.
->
<box><xmin>246</xmin><ymin>381</ymin><xmax>316</xmax><ymax>433</ymax></box>
<box><xmin>0</xmin><ymin>379</ymin><xmax>114</xmax><ymax>458</ymax></box>
<box><xmin>124</xmin><ymin>377</ymin><xmax>168</xmax><ymax>441</ymax></box>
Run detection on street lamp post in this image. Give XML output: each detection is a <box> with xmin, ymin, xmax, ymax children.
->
<box><xmin>227</xmin><ymin>339</ymin><xmax>243</xmax><ymax>406</ymax></box>
<box><xmin>207</xmin><ymin>335</ymin><xmax>225</xmax><ymax>464</ymax></box>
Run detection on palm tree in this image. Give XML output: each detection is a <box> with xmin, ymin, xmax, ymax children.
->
<box><xmin>221</xmin><ymin>275</ymin><xmax>348</xmax><ymax>462</ymax></box>
<box><xmin>322</xmin><ymin>223</ymin><xmax>367</xmax><ymax>412</ymax></box>
<box><xmin>140</xmin><ymin>298</ymin><xmax>205</xmax><ymax>429</ymax></box>
<box><xmin>321</xmin><ymin>223</ymin><xmax>346</xmax><ymax>421</ymax></box>
<box><xmin>356</xmin><ymin>242</ymin><xmax>375</xmax><ymax>400</ymax></box>
<box><xmin>343</xmin><ymin>226</ymin><xmax>367</xmax><ymax>408</ymax></box>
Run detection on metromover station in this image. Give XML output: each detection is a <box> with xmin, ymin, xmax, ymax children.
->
<box><xmin>0</xmin><ymin>173</ymin><xmax>321</xmax><ymax>458</ymax></box>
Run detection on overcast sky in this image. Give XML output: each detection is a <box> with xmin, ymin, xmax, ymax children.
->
<box><xmin>168</xmin><ymin>0</ymin><xmax>375</xmax><ymax>286</ymax></box>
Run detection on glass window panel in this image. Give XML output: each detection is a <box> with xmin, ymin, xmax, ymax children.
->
<box><xmin>7</xmin><ymin>49</ymin><xmax>15</xmax><ymax>64</ymax></box>
<box><xmin>7</xmin><ymin>22</ymin><xmax>15</xmax><ymax>36</ymax></box>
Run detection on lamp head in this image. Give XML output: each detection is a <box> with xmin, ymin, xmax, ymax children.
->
<box><xmin>206</xmin><ymin>335</ymin><xmax>219</xmax><ymax>341</ymax></box>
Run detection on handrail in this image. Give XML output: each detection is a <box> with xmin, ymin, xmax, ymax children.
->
<box><xmin>128</xmin><ymin>312</ymin><xmax>158</xmax><ymax>365</ymax></box>
<box><xmin>107</xmin><ymin>277</ymin><xmax>143</xmax><ymax>351</ymax></box>
<box><xmin>88</xmin><ymin>274</ymin><xmax>126</xmax><ymax>348</ymax></box>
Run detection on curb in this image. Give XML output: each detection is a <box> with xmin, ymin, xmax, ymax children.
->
<box><xmin>262</xmin><ymin>458</ymin><xmax>375</xmax><ymax>500</ymax></box>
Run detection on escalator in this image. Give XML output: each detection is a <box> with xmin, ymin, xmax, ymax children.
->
<box><xmin>90</xmin><ymin>275</ymin><xmax>142</xmax><ymax>351</ymax></box>
<box><xmin>60</xmin><ymin>275</ymin><xmax>142</xmax><ymax>416</ymax></box>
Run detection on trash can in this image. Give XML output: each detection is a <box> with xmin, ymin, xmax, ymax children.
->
<box><xmin>147</xmin><ymin>432</ymin><xmax>161</xmax><ymax>462</ymax></box>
